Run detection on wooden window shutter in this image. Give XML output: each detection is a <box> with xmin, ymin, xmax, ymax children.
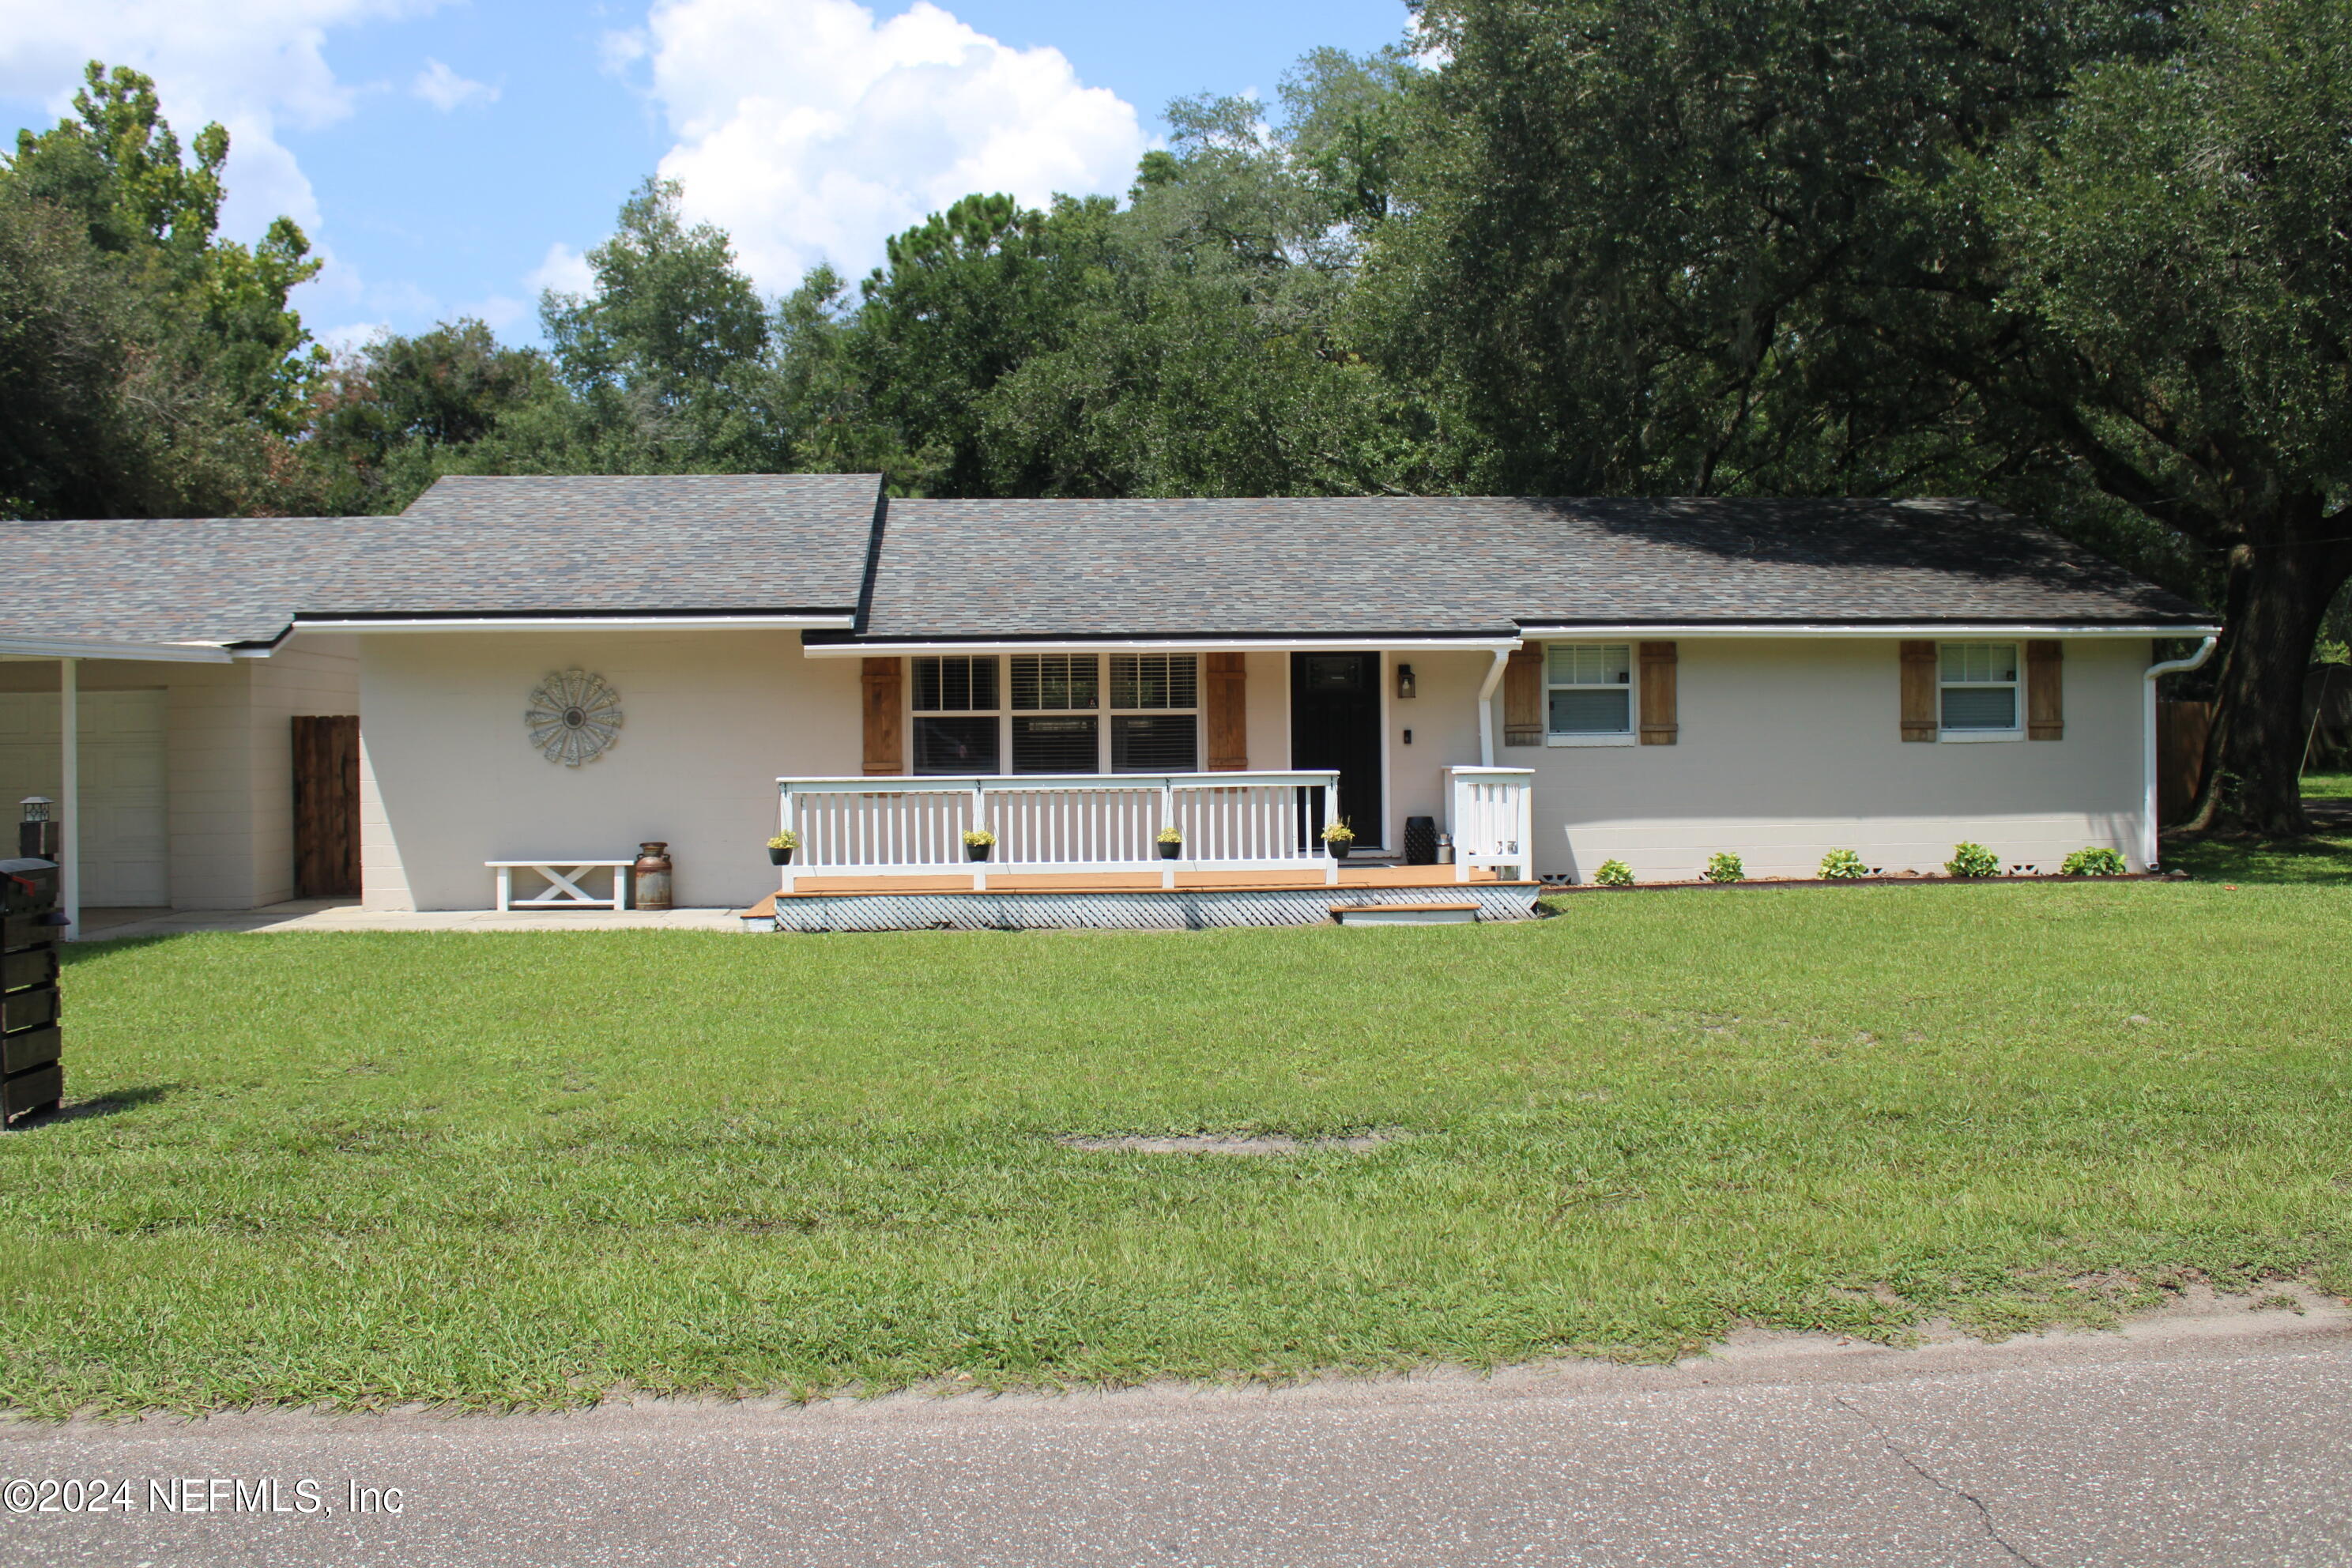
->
<box><xmin>1205</xmin><ymin>653</ymin><xmax>1248</xmax><ymax>771</ymax></box>
<box><xmin>1638</xmin><ymin>642</ymin><xmax>1678</xmax><ymax>744</ymax></box>
<box><xmin>1900</xmin><ymin>641</ymin><xmax>1939</xmax><ymax>741</ymax></box>
<box><xmin>1503</xmin><ymin>648</ymin><xmax>1544</xmax><ymax>746</ymax></box>
<box><xmin>861</xmin><ymin>657</ymin><xmax>903</xmax><ymax>775</ymax></box>
<box><xmin>2026</xmin><ymin>640</ymin><xmax>2064</xmax><ymax>740</ymax></box>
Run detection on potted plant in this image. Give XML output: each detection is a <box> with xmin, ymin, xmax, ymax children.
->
<box><xmin>1321</xmin><ymin>820</ymin><xmax>1356</xmax><ymax>860</ymax></box>
<box><xmin>963</xmin><ymin>827</ymin><xmax>997</xmax><ymax>862</ymax></box>
<box><xmin>766</xmin><ymin>830</ymin><xmax>799</xmax><ymax>865</ymax></box>
<box><xmin>1156</xmin><ymin>826</ymin><xmax>1183</xmax><ymax>860</ymax></box>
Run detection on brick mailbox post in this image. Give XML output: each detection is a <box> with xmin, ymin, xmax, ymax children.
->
<box><xmin>2</xmin><ymin>857</ymin><xmax>65</xmax><ymax>1126</ymax></box>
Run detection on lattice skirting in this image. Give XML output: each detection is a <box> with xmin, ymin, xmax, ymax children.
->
<box><xmin>745</xmin><ymin>882</ymin><xmax>1543</xmax><ymax>933</ymax></box>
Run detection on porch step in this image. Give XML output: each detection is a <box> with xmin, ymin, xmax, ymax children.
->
<box><xmin>1329</xmin><ymin>902</ymin><xmax>1481</xmax><ymax>926</ymax></box>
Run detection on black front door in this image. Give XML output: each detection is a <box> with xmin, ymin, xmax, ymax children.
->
<box><xmin>1291</xmin><ymin>652</ymin><xmax>1383</xmax><ymax>846</ymax></box>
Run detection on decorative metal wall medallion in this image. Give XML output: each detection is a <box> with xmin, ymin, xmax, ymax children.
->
<box><xmin>526</xmin><ymin>669</ymin><xmax>623</xmax><ymax>767</ymax></box>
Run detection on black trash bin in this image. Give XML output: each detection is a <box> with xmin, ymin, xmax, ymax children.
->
<box><xmin>1404</xmin><ymin>816</ymin><xmax>1439</xmax><ymax>865</ymax></box>
<box><xmin>1</xmin><ymin>857</ymin><xmax>64</xmax><ymax>1125</ymax></box>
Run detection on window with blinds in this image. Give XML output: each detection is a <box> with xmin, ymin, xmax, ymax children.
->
<box><xmin>1939</xmin><ymin>643</ymin><xmax>2019</xmax><ymax>732</ymax></box>
<box><xmin>1109</xmin><ymin>654</ymin><xmax>1198</xmax><ymax>772</ymax></box>
<box><xmin>1546</xmin><ymin>643</ymin><xmax>1633</xmax><ymax>736</ymax></box>
<box><xmin>911</xmin><ymin>655</ymin><xmax>1000</xmax><ymax>774</ymax></box>
<box><xmin>1110</xmin><ymin>655</ymin><xmax>1197</xmax><ymax>710</ymax></box>
<box><xmin>1010</xmin><ymin>654</ymin><xmax>1101</xmax><ymax>774</ymax></box>
<box><xmin>903</xmin><ymin>654</ymin><xmax>1203</xmax><ymax>775</ymax></box>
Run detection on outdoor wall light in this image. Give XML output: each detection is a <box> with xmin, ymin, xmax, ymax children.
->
<box><xmin>19</xmin><ymin>796</ymin><xmax>56</xmax><ymax>862</ymax></box>
<box><xmin>1396</xmin><ymin>663</ymin><xmax>1417</xmax><ymax>699</ymax></box>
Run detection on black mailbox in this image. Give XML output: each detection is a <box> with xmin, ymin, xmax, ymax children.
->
<box><xmin>1</xmin><ymin>857</ymin><xmax>63</xmax><ymax>1125</ymax></box>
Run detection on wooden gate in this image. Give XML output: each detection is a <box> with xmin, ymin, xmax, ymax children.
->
<box><xmin>2158</xmin><ymin>700</ymin><xmax>2214</xmax><ymax>826</ymax></box>
<box><xmin>292</xmin><ymin>715</ymin><xmax>360</xmax><ymax>899</ymax></box>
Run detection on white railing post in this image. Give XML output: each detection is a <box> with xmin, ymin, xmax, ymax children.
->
<box><xmin>971</xmin><ymin>779</ymin><xmax>988</xmax><ymax>891</ymax></box>
<box><xmin>1447</xmin><ymin>770</ymin><xmax>1470</xmax><ymax>884</ymax></box>
<box><xmin>1515</xmin><ymin>773</ymin><xmax>1535</xmax><ymax>882</ymax></box>
<box><xmin>1321</xmin><ymin>778</ymin><xmax>1339</xmax><ymax>886</ymax></box>
<box><xmin>778</xmin><ymin>783</ymin><xmax>798</xmax><ymax>895</ymax></box>
<box><xmin>1160</xmin><ymin>778</ymin><xmax>1176</xmax><ymax>890</ymax></box>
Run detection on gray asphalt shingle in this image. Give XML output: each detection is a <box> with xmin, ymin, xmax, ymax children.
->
<box><xmin>856</xmin><ymin>495</ymin><xmax>2208</xmax><ymax>639</ymax></box>
<box><xmin>324</xmin><ymin>473</ymin><xmax>882</xmax><ymax>616</ymax></box>
<box><xmin>0</xmin><ymin>484</ymin><xmax>2208</xmax><ymax>649</ymax></box>
<box><xmin>0</xmin><ymin>514</ymin><xmax>378</xmax><ymax>646</ymax></box>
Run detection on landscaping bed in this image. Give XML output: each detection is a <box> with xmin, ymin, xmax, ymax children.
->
<box><xmin>0</xmin><ymin>865</ymin><xmax>2346</xmax><ymax>1416</ymax></box>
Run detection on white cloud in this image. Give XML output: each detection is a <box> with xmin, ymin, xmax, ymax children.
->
<box><xmin>412</xmin><ymin>57</ymin><xmax>496</xmax><ymax>111</ymax></box>
<box><xmin>526</xmin><ymin>240</ymin><xmax>596</xmax><ymax>300</ymax></box>
<box><xmin>471</xmin><ymin>296</ymin><xmax>531</xmax><ymax>332</ymax></box>
<box><xmin>315</xmin><ymin>318</ymin><xmax>394</xmax><ymax>356</ymax></box>
<box><xmin>0</xmin><ymin>2</ymin><xmax>447</xmax><ymax>242</ymax></box>
<box><xmin>613</xmin><ymin>0</ymin><xmax>1146</xmax><ymax>289</ymax></box>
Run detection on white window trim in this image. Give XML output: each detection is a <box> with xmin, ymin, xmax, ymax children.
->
<box><xmin>910</xmin><ymin>654</ymin><xmax>1204</xmax><ymax>775</ymax></box>
<box><xmin>1106</xmin><ymin>654</ymin><xmax>1203</xmax><ymax>774</ymax></box>
<box><xmin>910</xmin><ymin>654</ymin><xmax>1005</xmax><ymax>775</ymax></box>
<box><xmin>1008</xmin><ymin>654</ymin><xmax>1104</xmax><ymax>775</ymax></box>
<box><xmin>1543</xmin><ymin>641</ymin><xmax>1640</xmax><ymax>748</ymax></box>
<box><xmin>1938</xmin><ymin>641</ymin><xmax>2024</xmax><ymax>743</ymax></box>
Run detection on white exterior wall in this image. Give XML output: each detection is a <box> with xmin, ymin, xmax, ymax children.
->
<box><xmin>245</xmin><ymin>635</ymin><xmax>361</xmax><ymax>906</ymax></box>
<box><xmin>0</xmin><ymin>638</ymin><xmax>360</xmax><ymax>909</ymax></box>
<box><xmin>1490</xmin><ymin>637</ymin><xmax>2151</xmax><ymax>882</ymax></box>
<box><xmin>359</xmin><ymin>631</ymin><xmax>861</xmax><ymax>910</ymax></box>
<box><xmin>1386</xmin><ymin>649</ymin><xmax>1494</xmax><ymax>848</ymax></box>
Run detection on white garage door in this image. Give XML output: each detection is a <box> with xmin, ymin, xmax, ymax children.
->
<box><xmin>0</xmin><ymin>689</ymin><xmax>170</xmax><ymax>906</ymax></box>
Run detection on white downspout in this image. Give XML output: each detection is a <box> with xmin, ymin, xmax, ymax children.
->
<box><xmin>2143</xmin><ymin>635</ymin><xmax>2218</xmax><ymax>870</ymax></box>
<box><xmin>1476</xmin><ymin>646</ymin><xmax>1514</xmax><ymax>767</ymax></box>
<box><xmin>58</xmin><ymin>657</ymin><xmax>78</xmax><ymax>940</ymax></box>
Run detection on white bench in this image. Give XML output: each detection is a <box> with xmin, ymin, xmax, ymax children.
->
<box><xmin>488</xmin><ymin>860</ymin><xmax>634</xmax><ymax>913</ymax></box>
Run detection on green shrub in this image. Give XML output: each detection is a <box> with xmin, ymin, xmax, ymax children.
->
<box><xmin>1703</xmin><ymin>851</ymin><xmax>1745</xmax><ymax>884</ymax></box>
<box><xmin>1818</xmin><ymin>849</ymin><xmax>1869</xmax><ymax>880</ymax></box>
<box><xmin>1946</xmin><ymin>842</ymin><xmax>2002</xmax><ymax>878</ymax></box>
<box><xmin>2060</xmin><ymin>846</ymin><xmax>2128</xmax><ymax>876</ymax></box>
<box><xmin>1592</xmin><ymin>859</ymin><xmax>1634</xmax><ymax>887</ymax></box>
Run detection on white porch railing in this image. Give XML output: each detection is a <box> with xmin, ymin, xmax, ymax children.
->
<box><xmin>1442</xmin><ymin>767</ymin><xmax>1536</xmax><ymax>882</ymax></box>
<box><xmin>776</xmin><ymin>771</ymin><xmax>1342</xmax><ymax>891</ymax></box>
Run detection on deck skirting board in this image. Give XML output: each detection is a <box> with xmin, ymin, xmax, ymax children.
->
<box><xmin>742</xmin><ymin>882</ymin><xmax>1541</xmax><ymax>933</ymax></box>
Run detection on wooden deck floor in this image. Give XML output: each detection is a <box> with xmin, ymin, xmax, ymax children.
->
<box><xmin>738</xmin><ymin>863</ymin><xmax>1510</xmax><ymax>917</ymax></box>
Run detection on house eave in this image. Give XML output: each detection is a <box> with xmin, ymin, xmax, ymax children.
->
<box><xmin>801</xmin><ymin>633</ymin><xmax>1526</xmax><ymax>657</ymax></box>
<box><xmin>291</xmin><ymin>611</ymin><xmax>859</xmax><ymax>633</ymax></box>
<box><xmin>0</xmin><ymin>635</ymin><xmax>236</xmax><ymax>664</ymax></box>
<box><xmin>1511</xmin><ymin>620</ymin><xmax>2222</xmax><ymax>639</ymax></box>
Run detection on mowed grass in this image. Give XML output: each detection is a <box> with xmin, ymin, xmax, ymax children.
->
<box><xmin>2</xmin><ymin>874</ymin><xmax>2349</xmax><ymax>1416</ymax></box>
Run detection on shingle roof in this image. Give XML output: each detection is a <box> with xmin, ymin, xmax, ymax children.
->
<box><xmin>315</xmin><ymin>473</ymin><xmax>882</xmax><ymax>617</ymax></box>
<box><xmin>852</xmin><ymin>495</ymin><xmax>2209</xmax><ymax>639</ymax></box>
<box><xmin>0</xmin><ymin>474</ymin><xmax>885</xmax><ymax>646</ymax></box>
<box><xmin>0</xmin><ymin>515</ymin><xmax>375</xmax><ymax>646</ymax></box>
<box><xmin>0</xmin><ymin>484</ymin><xmax>2209</xmax><ymax>650</ymax></box>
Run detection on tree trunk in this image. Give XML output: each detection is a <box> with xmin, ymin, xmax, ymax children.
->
<box><xmin>2194</xmin><ymin>512</ymin><xmax>2352</xmax><ymax>837</ymax></box>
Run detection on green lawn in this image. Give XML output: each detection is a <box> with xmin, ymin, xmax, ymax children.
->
<box><xmin>2301</xmin><ymin>769</ymin><xmax>2352</xmax><ymax>798</ymax></box>
<box><xmin>3</xmin><ymin>866</ymin><xmax>2346</xmax><ymax>1418</ymax></box>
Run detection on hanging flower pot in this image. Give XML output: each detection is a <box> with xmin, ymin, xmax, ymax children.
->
<box><xmin>964</xmin><ymin>829</ymin><xmax>996</xmax><ymax>862</ymax></box>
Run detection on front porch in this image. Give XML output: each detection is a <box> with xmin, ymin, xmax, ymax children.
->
<box><xmin>744</xmin><ymin>767</ymin><xmax>1538</xmax><ymax>930</ymax></box>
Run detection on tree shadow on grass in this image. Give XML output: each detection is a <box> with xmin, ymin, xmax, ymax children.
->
<box><xmin>2164</xmin><ymin>831</ymin><xmax>2352</xmax><ymax>886</ymax></box>
<box><xmin>6</xmin><ymin>1084</ymin><xmax>176</xmax><ymax>1131</ymax></box>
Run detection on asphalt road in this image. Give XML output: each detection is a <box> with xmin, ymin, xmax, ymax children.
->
<box><xmin>3</xmin><ymin>1302</ymin><xmax>2346</xmax><ymax>1568</ymax></box>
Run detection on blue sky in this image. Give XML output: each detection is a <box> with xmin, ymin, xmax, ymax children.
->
<box><xmin>0</xmin><ymin>1</ymin><xmax>1415</xmax><ymax>352</ymax></box>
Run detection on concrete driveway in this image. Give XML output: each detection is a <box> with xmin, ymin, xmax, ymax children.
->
<box><xmin>3</xmin><ymin>1296</ymin><xmax>2346</xmax><ymax>1567</ymax></box>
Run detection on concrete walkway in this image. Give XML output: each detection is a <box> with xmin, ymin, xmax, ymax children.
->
<box><xmin>2</xmin><ymin>1296</ymin><xmax>2346</xmax><ymax>1567</ymax></box>
<box><xmin>78</xmin><ymin>900</ymin><xmax>746</xmax><ymax>937</ymax></box>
